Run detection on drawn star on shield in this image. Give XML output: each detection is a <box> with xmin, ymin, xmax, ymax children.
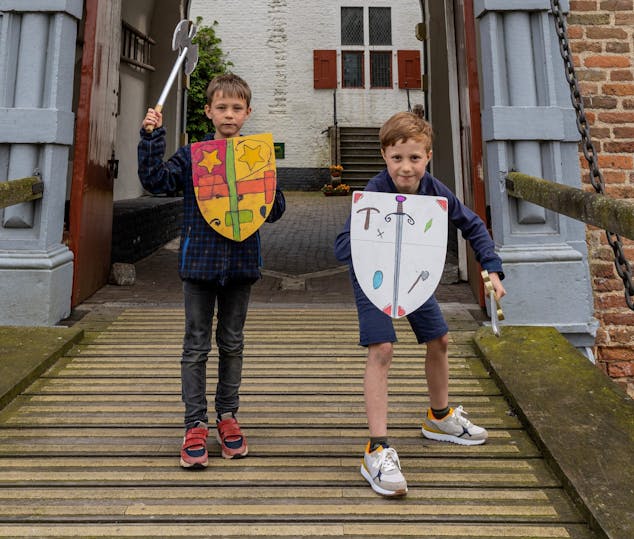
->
<box><xmin>238</xmin><ymin>144</ymin><xmax>264</xmax><ymax>171</ymax></box>
<box><xmin>198</xmin><ymin>149</ymin><xmax>222</xmax><ymax>173</ymax></box>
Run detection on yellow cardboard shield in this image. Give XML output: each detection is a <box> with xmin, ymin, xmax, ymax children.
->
<box><xmin>191</xmin><ymin>133</ymin><xmax>277</xmax><ymax>241</ymax></box>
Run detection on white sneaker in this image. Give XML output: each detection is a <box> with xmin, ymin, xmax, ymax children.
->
<box><xmin>360</xmin><ymin>442</ymin><xmax>408</xmax><ymax>497</ymax></box>
<box><xmin>421</xmin><ymin>405</ymin><xmax>488</xmax><ymax>445</ymax></box>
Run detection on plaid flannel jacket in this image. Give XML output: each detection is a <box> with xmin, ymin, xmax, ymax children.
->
<box><xmin>138</xmin><ymin>127</ymin><xmax>286</xmax><ymax>283</ymax></box>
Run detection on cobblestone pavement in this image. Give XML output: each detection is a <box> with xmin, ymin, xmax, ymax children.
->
<box><xmin>81</xmin><ymin>191</ymin><xmax>477</xmax><ymax>311</ymax></box>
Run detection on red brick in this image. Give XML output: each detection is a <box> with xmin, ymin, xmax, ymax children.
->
<box><xmin>598</xmin><ymin>111</ymin><xmax>634</xmax><ymax>123</ymax></box>
<box><xmin>567</xmin><ymin>25</ymin><xmax>585</xmax><ymax>39</ymax></box>
<box><xmin>603</xmin><ymin>83</ymin><xmax>634</xmax><ymax>95</ymax></box>
<box><xmin>568</xmin><ymin>13</ymin><xmax>612</xmax><ymax>25</ymax></box>
<box><xmin>586</xmin><ymin>27</ymin><xmax>629</xmax><ymax>39</ymax></box>
<box><xmin>601</xmin><ymin>312</ymin><xmax>634</xmax><ymax>325</ymax></box>
<box><xmin>597</xmin><ymin>154</ymin><xmax>633</xmax><ymax>168</ymax></box>
<box><xmin>613</xmin><ymin>126</ymin><xmax>634</xmax><ymax>137</ymax></box>
<box><xmin>604</xmin><ymin>141</ymin><xmax>634</xmax><ymax>152</ymax></box>
<box><xmin>610</xmin><ymin>69</ymin><xmax>634</xmax><ymax>81</ymax></box>
<box><xmin>599</xmin><ymin>0</ymin><xmax>634</xmax><ymax>10</ymax></box>
<box><xmin>623</xmin><ymin>98</ymin><xmax>634</xmax><ymax>109</ymax></box>
<box><xmin>606</xmin><ymin>42</ymin><xmax>632</xmax><ymax>54</ymax></box>
<box><xmin>585</xmin><ymin>55</ymin><xmax>631</xmax><ymax>68</ymax></box>
<box><xmin>606</xmin><ymin>361</ymin><xmax>634</xmax><ymax>377</ymax></box>
<box><xmin>615</xmin><ymin>13</ymin><xmax>634</xmax><ymax>24</ymax></box>
<box><xmin>578</xmin><ymin>69</ymin><xmax>608</xmax><ymax>82</ymax></box>
<box><xmin>571</xmin><ymin>40</ymin><xmax>603</xmax><ymax>53</ymax></box>
<box><xmin>571</xmin><ymin>0</ymin><xmax>598</xmax><ymax>10</ymax></box>
<box><xmin>605</xmin><ymin>181</ymin><xmax>634</xmax><ymax>196</ymax></box>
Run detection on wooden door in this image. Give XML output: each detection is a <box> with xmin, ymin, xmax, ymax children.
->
<box><xmin>68</xmin><ymin>0</ymin><xmax>121</xmax><ymax>305</ymax></box>
<box><xmin>454</xmin><ymin>0</ymin><xmax>487</xmax><ymax>306</ymax></box>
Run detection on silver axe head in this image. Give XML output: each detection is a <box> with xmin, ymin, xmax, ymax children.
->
<box><xmin>172</xmin><ymin>19</ymin><xmax>199</xmax><ymax>76</ymax></box>
<box><xmin>146</xmin><ymin>20</ymin><xmax>199</xmax><ymax>133</ymax></box>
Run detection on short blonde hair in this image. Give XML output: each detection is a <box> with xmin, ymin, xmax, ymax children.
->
<box><xmin>206</xmin><ymin>73</ymin><xmax>252</xmax><ymax>106</ymax></box>
<box><xmin>379</xmin><ymin>111</ymin><xmax>433</xmax><ymax>153</ymax></box>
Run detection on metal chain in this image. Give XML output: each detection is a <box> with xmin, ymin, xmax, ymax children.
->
<box><xmin>550</xmin><ymin>0</ymin><xmax>634</xmax><ymax>309</ymax></box>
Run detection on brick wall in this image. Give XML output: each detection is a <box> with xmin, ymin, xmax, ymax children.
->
<box><xmin>111</xmin><ymin>197</ymin><xmax>183</xmax><ymax>264</ymax></box>
<box><xmin>568</xmin><ymin>0</ymin><xmax>634</xmax><ymax>397</ymax></box>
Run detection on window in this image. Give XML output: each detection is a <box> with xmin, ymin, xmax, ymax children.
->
<box><xmin>370</xmin><ymin>51</ymin><xmax>391</xmax><ymax>88</ymax></box>
<box><xmin>369</xmin><ymin>7</ymin><xmax>391</xmax><ymax>45</ymax></box>
<box><xmin>341</xmin><ymin>7</ymin><xmax>364</xmax><ymax>45</ymax></box>
<box><xmin>340</xmin><ymin>6</ymin><xmax>392</xmax><ymax>89</ymax></box>
<box><xmin>342</xmin><ymin>51</ymin><xmax>364</xmax><ymax>88</ymax></box>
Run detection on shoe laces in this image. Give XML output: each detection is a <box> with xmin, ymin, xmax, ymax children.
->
<box><xmin>452</xmin><ymin>405</ymin><xmax>474</xmax><ymax>428</ymax></box>
<box><xmin>375</xmin><ymin>447</ymin><xmax>401</xmax><ymax>473</ymax></box>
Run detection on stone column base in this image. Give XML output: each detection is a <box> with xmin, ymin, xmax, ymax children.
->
<box><xmin>0</xmin><ymin>245</ymin><xmax>74</xmax><ymax>326</ymax></box>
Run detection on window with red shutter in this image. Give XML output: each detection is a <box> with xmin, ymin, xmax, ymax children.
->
<box><xmin>313</xmin><ymin>50</ymin><xmax>337</xmax><ymax>89</ymax></box>
<box><xmin>397</xmin><ymin>50</ymin><xmax>421</xmax><ymax>89</ymax></box>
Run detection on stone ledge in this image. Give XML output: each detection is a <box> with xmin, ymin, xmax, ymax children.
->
<box><xmin>0</xmin><ymin>326</ymin><xmax>83</xmax><ymax>410</ymax></box>
<box><xmin>474</xmin><ymin>325</ymin><xmax>634</xmax><ymax>539</ymax></box>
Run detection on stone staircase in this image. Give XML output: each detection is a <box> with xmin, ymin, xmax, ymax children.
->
<box><xmin>337</xmin><ymin>127</ymin><xmax>384</xmax><ymax>189</ymax></box>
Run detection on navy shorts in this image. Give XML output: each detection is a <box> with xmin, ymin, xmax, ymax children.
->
<box><xmin>351</xmin><ymin>272</ymin><xmax>449</xmax><ymax>346</ymax></box>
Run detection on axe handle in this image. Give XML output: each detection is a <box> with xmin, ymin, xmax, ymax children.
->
<box><xmin>145</xmin><ymin>46</ymin><xmax>188</xmax><ymax>133</ymax></box>
<box><xmin>144</xmin><ymin>104</ymin><xmax>163</xmax><ymax>134</ymax></box>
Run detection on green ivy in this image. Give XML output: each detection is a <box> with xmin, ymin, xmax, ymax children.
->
<box><xmin>186</xmin><ymin>17</ymin><xmax>232</xmax><ymax>143</ymax></box>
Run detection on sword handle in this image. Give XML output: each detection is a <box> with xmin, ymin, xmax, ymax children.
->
<box><xmin>145</xmin><ymin>104</ymin><xmax>164</xmax><ymax>134</ymax></box>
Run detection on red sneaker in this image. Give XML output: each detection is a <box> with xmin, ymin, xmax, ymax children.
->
<box><xmin>180</xmin><ymin>422</ymin><xmax>209</xmax><ymax>469</ymax></box>
<box><xmin>216</xmin><ymin>415</ymin><xmax>248</xmax><ymax>459</ymax></box>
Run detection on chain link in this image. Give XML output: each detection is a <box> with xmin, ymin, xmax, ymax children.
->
<box><xmin>550</xmin><ymin>0</ymin><xmax>634</xmax><ymax>309</ymax></box>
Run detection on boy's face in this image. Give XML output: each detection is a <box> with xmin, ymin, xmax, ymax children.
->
<box><xmin>381</xmin><ymin>137</ymin><xmax>432</xmax><ymax>194</ymax></box>
<box><xmin>204</xmin><ymin>91</ymin><xmax>251</xmax><ymax>139</ymax></box>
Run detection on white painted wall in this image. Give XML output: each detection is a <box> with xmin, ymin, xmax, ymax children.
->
<box><xmin>189</xmin><ymin>0</ymin><xmax>424</xmax><ymax>169</ymax></box>
<box><xmin>115</xmin><ymin>0</ymin><xmax>155</xmax><ymax>201</ymax></box>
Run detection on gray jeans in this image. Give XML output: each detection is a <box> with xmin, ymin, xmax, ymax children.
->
<box><xmin>181</xmin><ymin>279</ymin><xmax>251</xmax><ymax>429</ymax></box>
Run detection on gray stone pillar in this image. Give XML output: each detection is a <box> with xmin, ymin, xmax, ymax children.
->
<box><xmin>475</xmin><ymin>0</ymin><xmax>598</xmax><ymax>357</ymax></box>
<box><xmin>0</xmin><ymin>1</ymin><xmax>82</xmax><ymax>325</ymax></box>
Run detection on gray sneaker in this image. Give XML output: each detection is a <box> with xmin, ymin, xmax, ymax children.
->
<box><xmin>421</xmin><ymin>405</ymin><xmax>488</xmax><ymax>445</ymax></box>
<box><xmin>360</xmin><ymin>442</ymin><xmax>408</xmax><ymax>497</ymax></box>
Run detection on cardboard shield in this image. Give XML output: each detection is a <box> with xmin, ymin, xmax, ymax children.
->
<box><xmin>350</xmin><ymin>191</ymin><xmax>448</xmax><ymax>318</ymax></box>
<box><xmin>191</xmin><ymin>133</ymin><xmax>277</xmax><ymax>241</ymax></box>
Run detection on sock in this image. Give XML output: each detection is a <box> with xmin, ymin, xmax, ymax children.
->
<box><xmin>431</xmin><ymin>406</ymin><xmax>451</xmax><ymax>420</ymax></box>
<box><xmin>369</xmin><ymin>437</ymin><xmax>388</xmax><ymax>451</ymax></box>
<box><xmin>217</xmin><ymin>411</ymin><xmax>235</xmax><ymax>423</ymax></box>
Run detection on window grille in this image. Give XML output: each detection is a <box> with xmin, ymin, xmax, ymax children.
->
<box><xmin>371</xmin><ymin>51</ymin><xmax>391</xmax><ymax>88</ymax></box>
<box><xmin>341</xmin><ymin>7</ymin><xmax>364</xmax><ymax>46</ymax></box>
<box><xmin>369</xmin><ymin>7</ymin><xmax>391</xmax><ymax>45</ymax></box>
<box><xmin>121</xmin><ymin>21</ymin><xmax>155</xmax><ymax>71</ymax></box>
<box><xmin>342</xmin><ymin>51</ymin><xmax>364</xmax><ymax>88</ymax></box>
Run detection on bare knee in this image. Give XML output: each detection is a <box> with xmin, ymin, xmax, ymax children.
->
<box><xmin>427</xmin><ymin>334</ymin><xmax>449</xmax><ymax>357</ymax></box>
<box><xmin>368</xmin><ymin>342</ymin><xmax>393</xmax><ymax>369</ymax></box>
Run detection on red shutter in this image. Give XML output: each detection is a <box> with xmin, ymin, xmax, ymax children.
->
<box><xmin>397</xmin><ymin>50</ymin><xmax>421</xmax><ymax>89</ymax></box>
<box><xmin>313</xmin><ymin>50</ymin><xmax>337</xmax><ymax>89</ymax></box>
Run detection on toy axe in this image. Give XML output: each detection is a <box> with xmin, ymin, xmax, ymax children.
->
<box><xmin>146</xmin><ymin>19</ymin><xmax>199</xmax><ymax>133</ymax></box>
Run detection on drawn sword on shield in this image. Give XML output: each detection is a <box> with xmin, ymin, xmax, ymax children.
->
<box><xmin>385</xmin><ymin>195</ymin><xmax>416</xmax><ymax>317</ymax></box>
<box><xmin>145</xmin><ymin>20</ymin><xmax>199</xmax><ymax>133</ymax></box>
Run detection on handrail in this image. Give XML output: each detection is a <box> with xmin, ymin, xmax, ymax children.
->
<box><xmin>0</xmin><ymin>176</ymin><xmax>44</xmax><ymax>209</ymax></box>
<box><xmin>506</xmin><ymin>171</ymin><xmax>634</xmax><ymax>240</ymax></box>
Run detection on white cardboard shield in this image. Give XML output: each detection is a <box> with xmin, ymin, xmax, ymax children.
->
<box><xmin>350</xmin><ymin>191</ymin><xmax>448</xmax><ymax>318</ymax></box>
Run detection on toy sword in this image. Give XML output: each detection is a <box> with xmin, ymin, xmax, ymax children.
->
<box><xmin>482</xmin><ymin>270</ymin><xmax>504</xmax><ymax>336</ymax></box>
<box><xmin>385</xmin><ymin>195</ymin><xmax>415</xmax><ymax>317</ymax></box>
<box><xmin>146</xmin><ymin>20</ymin><xmax>199</xmax><ymax>133</ymax></box>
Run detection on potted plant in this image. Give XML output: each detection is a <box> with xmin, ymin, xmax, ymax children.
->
<box><xmin>321</xmin><ymin>182</ymin><xmax>350</xmax><ymax>196</ymax></box>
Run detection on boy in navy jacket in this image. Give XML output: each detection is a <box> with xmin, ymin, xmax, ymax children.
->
<box><xmin>139</xmin><ymin>73</ymin><xmax>285</xmax><ymax>468</ymax></box>
<box><xmin>335</xmin><ymin>111</ymin><xmax>505</xmax><ymax>496</ymax></box>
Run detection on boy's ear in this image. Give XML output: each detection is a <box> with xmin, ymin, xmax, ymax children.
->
<box><xmin>204</xmin><ymin>103</ymin><xmax>213</xmax><ymax>119</ymax></box>
<box><xmin>380</xmin><ymin>148</ymin><xmax>387</xmax><ymax>161</ymax></box>
<box><xmin>427</xmin><ymin>149</ymin><xmax>433</xmax><ymax>161</ymax></box>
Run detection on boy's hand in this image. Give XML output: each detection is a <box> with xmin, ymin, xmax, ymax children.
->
<box><xmin>142</xmin><ymin>108</ymin><xmax>163</xmax><ymax>131</ymax></box>
<box><xmin>488</xmin><ymin>272</ymin><xmax>506</xmax><ymax>300</ymax></box>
